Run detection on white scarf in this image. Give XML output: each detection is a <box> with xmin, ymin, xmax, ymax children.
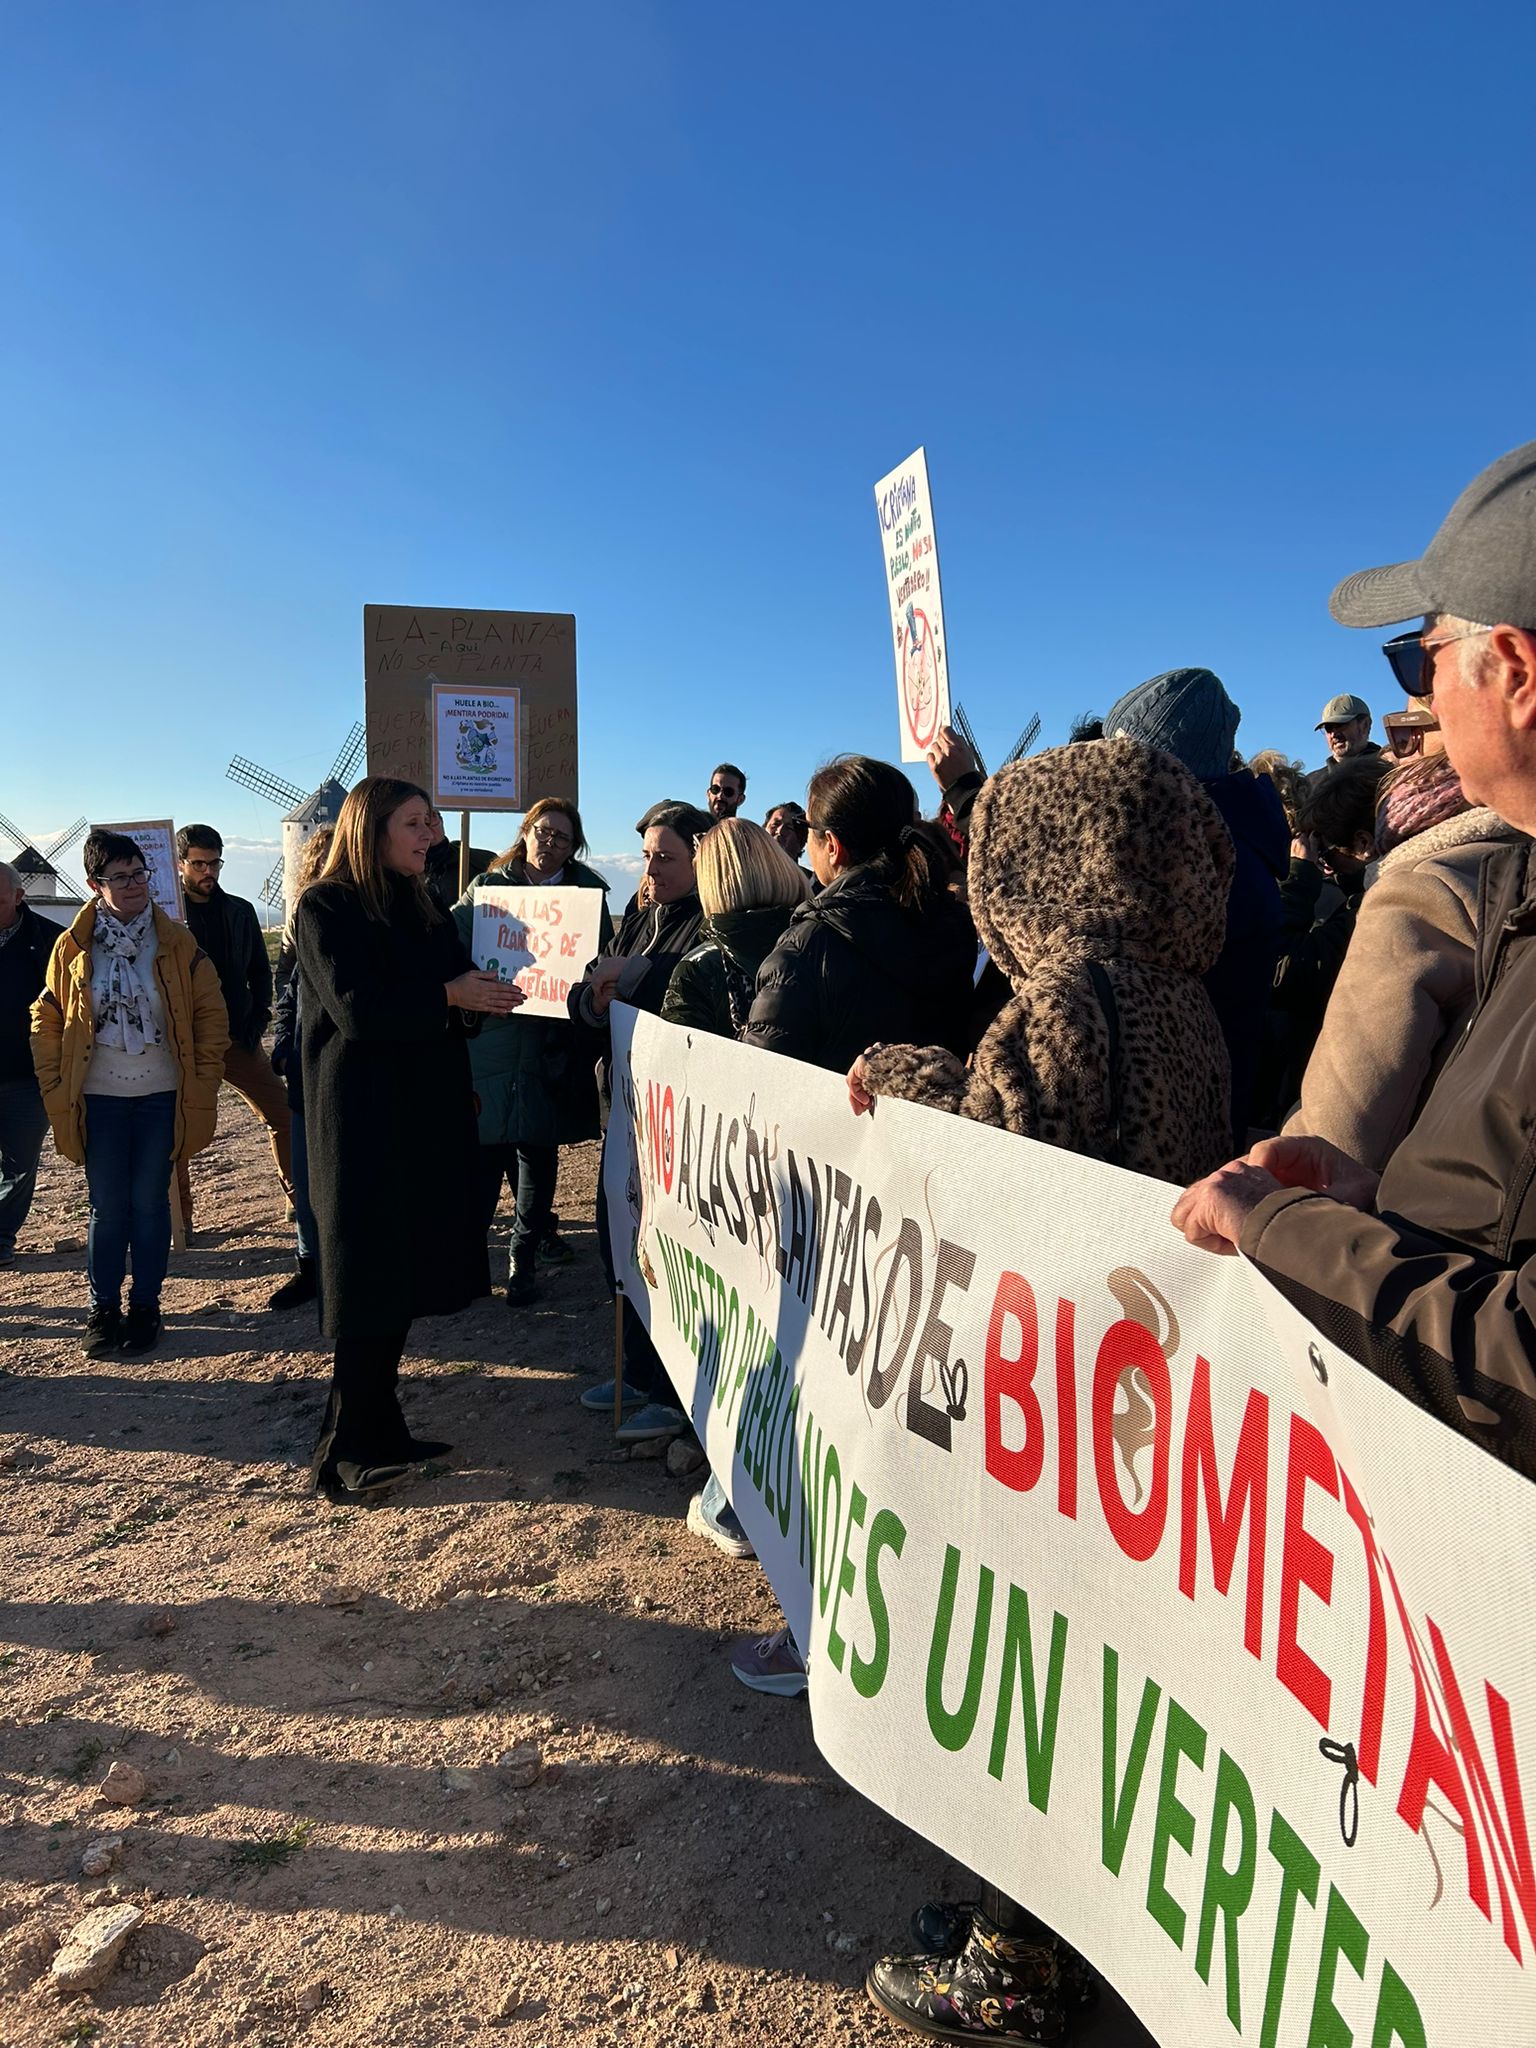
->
<box><xmin>92</xmin><ymin>905</ymin><xmax>163</xmax><ymax>1056</ymax></box>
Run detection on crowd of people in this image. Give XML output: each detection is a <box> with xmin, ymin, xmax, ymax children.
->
<box><xmin>4</xmin><ymin>437</ymin><xmax>1536</xmax><ymax>2042</ymax></box>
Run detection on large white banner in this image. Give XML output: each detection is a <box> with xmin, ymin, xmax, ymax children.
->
<box><xmin>605</xmin><ymin>1006</ymin><xmax>1536</xmax><ymax>2048</ymax></box>
<box><xmin>874</xmin><ymin>446</ymin><xmax>952</xmax><ymax>764</ymax></box>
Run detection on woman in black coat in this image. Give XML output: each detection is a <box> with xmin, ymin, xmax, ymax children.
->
<box><xmin>744</xmin><ymin>755</ymin><xmax>977</xmax><ymax>1075</ymax></box>
<box><xmin>294</xmin><ymin>777</ymin><xmax>524</xmax><ymax>1499</ymax></box>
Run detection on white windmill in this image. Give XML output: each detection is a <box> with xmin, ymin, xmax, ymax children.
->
<box><xmin>0</xmin><ymin>813</ymin><xmax>89</xmax><ymax>927</ymax></box>
<box><xmin>225</xmin><ymin>724</ymin><xmax>366</xmax><ymax>917</ymax></box>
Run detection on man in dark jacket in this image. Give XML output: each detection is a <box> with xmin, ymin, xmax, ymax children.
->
<box><xmin>0</xmin><ymin>862</ymin><xmax>57</xmax><ymax>1265</ymax></box>
<box><xmin>1306</xmin><ymin>693</ymin><xmax>1383</xmax><ymax>789</ymax></box>
<box><xmin>1173</xmin><ymin>437</ymin><xmax>1536</xmax><ymax>1479</ymax></box>
<box><xmin>176</xmin><ymin>824</ymin><xmax>293</xmax><ymax>1228</ymax></box>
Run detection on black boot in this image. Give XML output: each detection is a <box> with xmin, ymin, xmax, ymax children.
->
<box><xmin>504</xmin><ymin>1248</ymin><xmax>539</xmax><ymax>1307</ymax></box>
<box><xmin>268</xmin><ymin>1257</ymin><xmax>318</xmax><ymax>1310</ymax></box>
<box><xmin>866</xmin><ymin>1906</ymin><xmax>1068</xmax><ymax>2044</ymax></box>
<box><xmin>120</xmin><ymin>1304</ymin><xmax>163</xmax><ymax>1356</ymax></box>
<box><xmin>82</xmin><ymin>1304</ymin><xmax>122</xmax><ymax>1359</ymax></box>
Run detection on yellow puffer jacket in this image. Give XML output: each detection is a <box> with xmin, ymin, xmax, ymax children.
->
<box><xmin>30</xmin><ymin>902</ymin><xmax>231</xmax><ymax>1166</ymax></box>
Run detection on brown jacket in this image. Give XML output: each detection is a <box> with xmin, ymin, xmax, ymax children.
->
<box><xmin>1285</xmin><ymin>808</ymin><xmax>1522</xmax><ymax>1169</ymax></box>
<box><xmin>1242</xmin><ymin>832</ymin><xmax>1536</xmax><ymax>1477</ymax></box>
<box><xmin>30</xmin><ymin>902</ymin><xmax>230</xmax><ymax>1166</ymax></box>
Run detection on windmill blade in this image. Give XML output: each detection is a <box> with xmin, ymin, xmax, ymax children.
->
<box><xmin>950</xmin><ymin>702</ymin><xmax>988</xmax><ymax>779</ymax></box>
<box><xmin>40</xmin><ymin>816</ymin><xmax>88</xmax><ymax>861</ymax></box>
<box><xmin>328</xmin><ymin>721</ymin><xmax>366</xmax><ymax>787</ymax></box>
<box><xmin>258</xmin><ymin>855</ymin><xmax>286</xmax><ymax>906</ymax></box>
<box><xmin>0</xmin><ymin>810</ymin><xmax>30</xmax><ymax>853</ymax></box>
<box><xmin>227</xmin><ymin>757</ymin><xmax>307</xmax><ymax>809</ymax></box>
<box><xmin>1001</xmin><ymin>713</ymin><xmax>1042</xmax><ymax>767</ymax></box>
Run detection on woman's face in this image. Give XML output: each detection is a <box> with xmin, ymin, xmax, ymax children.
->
<box><xmin>91</xmin><ymin>856</ymin><xmax>152</xmax><ymax>923</ymax></box>
<box><xmin>526</xmin><ymin>809</ymin><xmax>576</xmax><ymax>876</ymax></box>
<box><xmin>380</xmin><ymin>797</ymin><xmax>435</xmax><ymax>876</ymax></box>
<box><xmin>642</xmin><ymin>825</ymin><xmax>695</xmax><ymax>903</ymax></box>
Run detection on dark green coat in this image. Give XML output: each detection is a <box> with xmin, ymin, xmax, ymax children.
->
<box><xmin>660</xmin><ymin>903</ymin><xmax>800</xmax><ymax>1040</ymax></box>
<box><xmin>451</xmin><ymin>857</ymin><xmax>612</xmax><ymax>1148</ymax></box>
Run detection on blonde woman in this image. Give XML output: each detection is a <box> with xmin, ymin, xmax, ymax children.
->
<box><xmin>294</xmin><ymin>777</ymin><xmax>523</xmax><ymax>1499</ymax></box>
<box><xmin>662</xmin><ymin>818</ymin><xmax>809</xmax><ymax>1039</ymax></box>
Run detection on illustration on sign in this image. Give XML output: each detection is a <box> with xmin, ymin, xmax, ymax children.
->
<box><xmin>429</xmin><ymin>680</ymin><xmax>524</xmax><ymax>810</ymax></box>
<box><xmin>874</xmin><ymin>448</ymin><xmax>952</xmax><ymax>763</ymax></box>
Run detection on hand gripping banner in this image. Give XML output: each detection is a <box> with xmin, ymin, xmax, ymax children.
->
<box><xmin>604</xmin><ymin>1006</ymin><xmax>1536</xmax><ymax>2048</ymax></box>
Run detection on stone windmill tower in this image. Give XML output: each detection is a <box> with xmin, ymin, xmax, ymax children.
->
<box><xmin>225</xmin><ymin>724</ymin><xmax>365</xmax><ymax>917</ymax></box>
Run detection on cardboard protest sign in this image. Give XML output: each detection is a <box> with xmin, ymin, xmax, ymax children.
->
<box><xmin>606</xmin><ymin>1006</ymin><xmax>1536</xmax><ymax>2048</ymax></box>
<box><xmin>874</xmin><ymin>448</ymin><xmax>951</xmax><ymax>762</ymax></box>
<box><xmin>364</xmin><ymin>606</ymin><xmax>577</xmax><ymax>804</ymax></box>
<box><xmin>430</xmin><ymin>682</ymin><xmax>524</xmax><ymax>810</ymax></box>
<box><xmin>471</xmin><ymin>884</ymin><xmax>605</xmax><ymax>1019</ymax></box>
<box><xmin>94</xmin><ymin>819</ymin><xmax>183</xmax><ymax>919</ymax></box>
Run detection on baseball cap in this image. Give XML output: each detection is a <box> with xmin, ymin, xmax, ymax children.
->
<box><xmin>1316</xmin><ymin>694</ymin><xmax>1371</xmax><ymax>730</ymax></box>
<box><xmin>1330</xmin><ymin>440</ymin><xmax>1536</xmax><ymax>629</ymax></box>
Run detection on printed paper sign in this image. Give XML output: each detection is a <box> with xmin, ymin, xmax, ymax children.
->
<box><xmin>605</xmin><ymin>1006</ymin><xmax>1536</xmax><ymax>2048</ymax></box>
<box><xmin>874</xmin><ymin>447</ymin><xmax>952</xmax><ymax>763</ymax></box>
<box><xmin>430</xmin><ymin>682</ymin><xmax>523</xmax><ymax>809</ymax></box>
<box><xmin>94</xmin><ymin>819</ymin><xmax>183</xmax><ymax>920</ymax></box>
<box><xmin>471</xmin><ymin>884</ymin><xmax>606</xmax><ymax>1018</ymax></box>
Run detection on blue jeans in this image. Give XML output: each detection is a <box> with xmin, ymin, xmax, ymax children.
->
<box><xmin>83</xmin><ymin>1091</ymin><xmax>177</xmax><ymax>1310</ymax></box>
<box><xmin>0</xmin><ymin>1077</ymin><xmax>49</xmax><ymax>1255</ymax></box>
<box><xmin>290</xmin><ymin>1109</ymin><xmax>317</xmax><ymax>1262</ymax></box>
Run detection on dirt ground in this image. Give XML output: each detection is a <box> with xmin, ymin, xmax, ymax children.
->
<box><xmin>0</xmin><ymin>1095</ymin><xmax>1155</xmax><ymax>2047</ymax></box>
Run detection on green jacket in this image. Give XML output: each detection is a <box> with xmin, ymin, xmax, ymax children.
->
<box><xmin>660</xmin><ymin>903</ymin><xmax>800</xmax><ymax>1040</ymax></box>
<box><xmin>451</xmin><ymin>857</ymin><xmax>612</xmax><ymax>1148</ymax></box>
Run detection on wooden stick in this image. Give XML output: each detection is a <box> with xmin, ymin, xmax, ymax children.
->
<box><xmin>169</xmin><ymin>1174</ymin><xmax>187</xmax><ymax>1252</ymax></box>
<box><xmin>458</xmin><ymin>810</ymin><xmax>471</xmax><ymax>896</ymax></box>
<box><xmin>613</xmin><ymin>1291</ymin><xmax>625</xmax><ymax>1432</ymax></box>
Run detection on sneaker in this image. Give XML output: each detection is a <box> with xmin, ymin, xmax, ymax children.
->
<box><xmin>579</xmin><ymin>1379</ymin><xmax>647</xmax><ymax>1412</ymax></box>
<box><xmin>82</xmin><ymin>1304</ymin><xmax>122</xmax><ymax>1359</ymax></box>
<box><xmin>687</xmin><ymin>1483</ymin><xmax>755</xmax><ymax>1560</ymax></box>
<box><xmin>866</xmin><ymin>1910</ymin><xmax>1067</xmax><ymax>2043</ymax></box>
<box><xmin>614</xmin><ymin>1401</ymin><xmax>688</xmax><ymax>1444</ymax></box>
<box><xmin>120</xmin><ymin>1304</ymin><xmax>163</xmax><ymax>1356</ymax></box>
<box><xmin>539</xmin><ymin>1229</ymin><xmax>574</xmax><ymax>1266</ymax></box>
<box><xmin>728</xmin><ymin>1626</ymin><xmax>808</xmax><ymax>1698</ymax></box>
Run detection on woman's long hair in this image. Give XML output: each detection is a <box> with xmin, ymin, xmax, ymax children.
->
<box><xmin>806</xmin><ymin>755</ymin><xmax>939</xmax><ymax>910</ymax></box>
<box><xmin>496</xmin><ymin>796</ymin><xmax>588</xmax><ymax>869</ymax></box>
<box><xmin>696</xmin><ymin>818</ymin><xmax>809</xmax><ymax>918</ymax></box>
<box><xmin>319</xmin><ymin>778</ymin><xmax>436</xmax><ymax>924</ymax></box>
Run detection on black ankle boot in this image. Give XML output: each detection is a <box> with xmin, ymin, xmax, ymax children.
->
<box><xmin>268</xmin><ymin>1257</ymin><xmax>318</xmax><ymax>1310</ymax></box>
<box><xmin>866</xmin><ymin>1907</ymin><xmax>1068</xmax><ymax>2043</ymax></box>
<box><xmin>504</xmin><ymin>1249</ymin><xmax>538</xmax><ymax>1307</ymax></box>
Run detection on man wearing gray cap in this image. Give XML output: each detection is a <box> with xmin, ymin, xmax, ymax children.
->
<box><xmin>1308</xmin><ymin>691</ymin><xmax>1381</xmax><ymax>787</ymax></box>
<box><xmin>1172</xmin><ymin>439</ymin><xmax>1536</xmax><ymax>1477</ymax></box>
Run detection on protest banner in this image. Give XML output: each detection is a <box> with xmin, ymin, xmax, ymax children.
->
<box><xmin>94</xmin><ymin>819</ymin><xmax>182</xmax><ymax>919</ymax></box>
<box><xmin>605</xmin><ymin>1005</ymin><xmax>1536</xmax><ymax>2048</ymax></box>
<box><xmin>363</xmin><ymin>606</ymin><xmax>578</xmax><ymax>802</ymax></box>
<box><xmin>874</xmin><ymin>448</ymin><xmax>952</xmax><ymax>763</ymax></box>
<box><xmin>430</xmin><ymin>681</ymin><xmax>524</xmax><ymax>811</ymax></box>
<box><xmin>471</xmin><ymin>884</ymin><xmax>606</xmax><ymax>1020</ymax></box>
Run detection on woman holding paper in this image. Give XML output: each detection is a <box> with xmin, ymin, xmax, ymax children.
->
<box><xmin>451</xmin><ymin>798</ymin><xmax>611</xmax><ymax>1308</ymax></box>
<box><xmin>295</xmin><ymin>776</ymin><xmax>523</xmax><ymax>1501</ymax></box>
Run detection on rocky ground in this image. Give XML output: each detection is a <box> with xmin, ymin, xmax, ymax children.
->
<box><xmin>0</xmin><ymin>1098</ymin><xmax>1154</xmax><ymax>2047</ymax></box>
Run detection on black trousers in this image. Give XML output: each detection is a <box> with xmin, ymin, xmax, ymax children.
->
<box><xmin>312</xmin><ymin>1322</ymin><xmax>412</xmax><ymax>1469</ymax></box>
<box><xmin>476</xmin><ymin>1142</ymin><xmax>558</xmax><ymax>1272</ymax></box>
<box><xmin>593</xmin><ymin>1142</ymin><xmax>668</xmax><ymax>1401</ymax></box>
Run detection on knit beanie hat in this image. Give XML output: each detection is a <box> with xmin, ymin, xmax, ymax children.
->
<box><xmin>1104</xmin><ymin>668</ymin><xmax>1240</xmax><ymax>784</ymax></box>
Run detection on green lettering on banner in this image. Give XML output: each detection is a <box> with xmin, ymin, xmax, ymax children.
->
<box><xmin>817</xmin><ymin>1442</ymin><xmax>845</xmax><ymax>1615</ymax></box>
<box><xmin>851</xmin><ymin>1509</ymin><xmax>907</xmax><ymax>1700</ymax></box>
<box><xmin>985</xmin><ymin>1586</ymin><xmax>1068</xmax><ymax>1814</ymax></box>
<box><xmin>1369</xmin><ymin>1963</ymin><xmax>1427</xmax><ymax>2048</ymax></box>
<box><xmin>1194</xmin><ymin>1749</ymin><xmax>1259</xmax><ymax>2030</ymax></box>
<box><xmin>1260</xmin><ymin>1811</ymin><xmax>1321</xmax><ymax>2048</ymax></box>
<box><xmin>1306</xmin><ymin>1883</ymin><xmax>1370</xmax><ymax>2048</ymax></box>
<box><xmin>1146</xmin><ymin>1700</ymin><xmax>1209</xmax><ymax>1948</ymax></box>
<box><xmin>1101</xmin><ymin>1645</ymin><xmax>1162</xmax><ymax>1877</ymax></box>
<box><xmin>926</xmin><ymin>1545</ymin><xmax>994</xmax><ymax>1752</ymax></box>
<box><xmin>826</xmin><ymin>1485</ymin><xmax>868</xmax><ymax>1672</ymax></box>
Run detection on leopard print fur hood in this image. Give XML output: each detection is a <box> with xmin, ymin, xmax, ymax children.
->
<box><xmin>863</xmin><ymin>737</ymin><xmax>1235</xmax><ymax>1184</ymax></box>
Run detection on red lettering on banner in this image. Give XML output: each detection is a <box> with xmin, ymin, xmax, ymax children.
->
<box><xmin>1054</xmin><ymin>1297</ymin><xmax>1079</xmax><ymax>1520</ymax></box>
<box><xmin>984</xmin><ymin>1273</ymin><xmax>1042</xmax><ymax>1494</ymax></box>
<box><xmin>1091</xmin><ymin>1319</ymin><xmax>1171</xmax><ymax>1564</ymax></box>
<box><xmin>660</xmin><ymin>1087</ymin><xmax>675</xmax><ymax>1195</ymax></box>
<box><xmin>1429</xmin><ymin>1617</ymin><xmax>1535</xmax><ymax>1962</ymax></box>
<box><xmin>1276</xmin><ymin>1415</ymin><xmax>1337</xmax><ymax>1730</ymax></box>
<box><xmin>1177</xmin><ymin>1359</ymin><xmax>1268</xmax><ymax>1659</ymax></box>
<box><xmin>1339</xmin><ymin>1470</ymin><xmax>1388</xmax><ymax>1786</ymax></box>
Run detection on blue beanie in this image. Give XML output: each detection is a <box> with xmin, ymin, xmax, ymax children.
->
<box><xmin>1103</xmin><ymin>668</ymin><xmax>1240</xmax><ymax>784</ymax></box>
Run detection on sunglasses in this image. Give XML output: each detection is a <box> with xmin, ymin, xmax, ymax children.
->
<box><xmin>1382</xmin><ymin>625</ymin><xmax>1493</xmax><ymax>698</ymax></box>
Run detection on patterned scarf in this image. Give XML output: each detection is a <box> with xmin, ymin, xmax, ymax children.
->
<box><xmin>1374</xmin><ymin>751</ymin><xmax>1468</xmax><ymax>857</ymax></box>
<box><xmin>92</xmin><ymin>905</ymin><xmax>163</xmax><ymax>1055</ymax></box>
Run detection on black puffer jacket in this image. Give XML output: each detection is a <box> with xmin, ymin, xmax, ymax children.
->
<box><xmin>568</xmin><ymin>892</ymin><xmax>705</xmax><ymax>1098</ymax></box>
<box><xmin>662</xmin><ymin>903</ymin><xmax>800</xmax><ymax>1040</ymax></box>
<box><xmin>744</xmin><ymin>864</ymin><xmax>977</xmax><ymax>1075</ymax></box>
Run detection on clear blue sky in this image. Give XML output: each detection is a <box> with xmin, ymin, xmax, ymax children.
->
<box><xmin>4</xmin><ymin>0</ymin><xmax>1531</xmax><ymax>910</ymax></box>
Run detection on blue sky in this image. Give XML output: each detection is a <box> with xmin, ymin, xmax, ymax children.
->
<box><xmin>4</xmin><ymin>0</ymin><xmax>1532</xmax><ymax>911</ymax></box>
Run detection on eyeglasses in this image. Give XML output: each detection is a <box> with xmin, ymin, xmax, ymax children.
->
<box><xmin>183</xmin><ymin>857</ymin><xmax>223</xmax><ymax>871</ymax></box>
<box><xmin>1382</xmin><ymin>625</ymin><xmax>1494</xmax><ymax>698</ymax></box>
<box><xmin>99</xmin><ymin>868</ymin><xmax>150</xmax><ymax>887</ymax></box>
<box><xmin>531</xmin><ymin>826</ymin><xmax>573</xmax><ymax>846</ymax></box>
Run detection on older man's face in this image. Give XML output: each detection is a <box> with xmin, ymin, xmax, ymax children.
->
<box><xmin>1323</xmin><ymin>714</ymin><xmax>1372</xmax><ymax>761</ymax></box>
<box><xmin>0</xmin><ymin>871</ymin><xmax>22</xmax><ymax>930</ymax></box>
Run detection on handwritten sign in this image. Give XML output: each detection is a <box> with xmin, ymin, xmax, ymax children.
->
<box><xmin>94</xmin><ymin>819</ymin><xmax>183</xmax><ymax>920</ymax></box>
<box><xmin>364</xmin><ymin>606</ymin><xmax>578</xmax><ymax>804</ymax></box>
<box><xmin>430</xmin><ymin>682</ymin><xmax>523</xmax><ymax>810</ymax></box>
<box><xmin>873</xmin><ymin>448</ymin><xmax>952</xmax><ymax>763</ymax></box>
<box><xmin>471</xmin><ymin>885</ymin><xmax>606</xmax><ymax>1020</ymax></box>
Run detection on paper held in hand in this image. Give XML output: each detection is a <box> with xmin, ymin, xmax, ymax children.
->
<box><xmin>873</xmin><ymin>446</ymin><xmax>952</xmax><ymax>763</ymax></box>
<box><xmin>471</xmin><ymin>885</ymin><xmax>606</xmax><ymax>1020</ymax></box>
